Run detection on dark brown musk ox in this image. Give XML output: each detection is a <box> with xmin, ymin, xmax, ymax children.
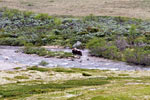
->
<box><xmin>72</xmin><ymin>48</ymin><xmax>82</xmax><ymax>56</ymax></box>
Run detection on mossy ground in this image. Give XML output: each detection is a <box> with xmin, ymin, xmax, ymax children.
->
<box><xmin>0</xmin><ymin>67</ymin><xmax>150</xmax><ymax>100</ymax></box>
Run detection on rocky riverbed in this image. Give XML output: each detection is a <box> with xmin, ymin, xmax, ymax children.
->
<box><xmin>0</xmin><ymin>46</ymin><xmax>150</xmax><ymax>71</ymax></box>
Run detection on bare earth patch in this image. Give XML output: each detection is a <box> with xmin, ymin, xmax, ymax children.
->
<box><xmin>0</xmin><ymin>0</ymin><xmax>150</xmax><ymax>19</ymax></box>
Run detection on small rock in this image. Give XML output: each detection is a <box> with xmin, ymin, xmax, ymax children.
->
<box><xmin>3</xmin><ymin>56</ymin><xmax>9</xmax><ymax>60</ymax></box>
<box><xmin>15</xmin><ymin>50</ymin><xmax>19</xmax><ymax>53</ymax></box>
<box><xmin>73</xmin><ymin>41</ymin><xmax>82</xmax><ymax>48</ymax></box>
<box><xmin>69</xmin><ymin>58</ymin><xmax>74</xmax><ymax>61</ymax></box>
<box><xmin>79</xmin><ymin>60</ymin><xmax>82</xmax><ymax>63</ymax></box>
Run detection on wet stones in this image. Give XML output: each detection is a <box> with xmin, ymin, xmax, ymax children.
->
<box><xmin>3</xmin><ymin>56</ymin><xmax>9</xmax><ymax>60</ymax></box>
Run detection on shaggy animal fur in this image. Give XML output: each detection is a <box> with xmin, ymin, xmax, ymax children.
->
<box><xmin>72</xmin><ymin>48</ymin><xmax>82</xmax><ymax>56</ymax></box>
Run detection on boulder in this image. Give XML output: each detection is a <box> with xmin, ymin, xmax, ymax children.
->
<box><xmin>73</xmin><ymin>41</ymin><xmax>82</xmax><ymax>48</ymax></box>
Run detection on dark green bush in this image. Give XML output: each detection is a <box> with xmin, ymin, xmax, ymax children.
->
<box><xmin>0</xmin><ymin>38</ymin><xmax>24</xmax><ymax>46</ymax></box>
<box><xmin>124</xmin><ymin>48</ymin><xmax>150</xmax><ymax>66</ymax></box>
<box><xmin>86</xmin><ymin>38</ymin><xmax>121</xmax><ymax>60</ymax></box>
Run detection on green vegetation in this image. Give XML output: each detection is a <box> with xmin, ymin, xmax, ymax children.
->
<box><xmin>0</xmin><ymin>7</ymin><xmax>150</xmax><ymax>65</ymax></box>
<box><xmin>91</xmin><ymin>95</ymin><xmax>134</xmax><ymax>100</ymax></box>
<box><xmin>52</xmin><ymin>67</ymin><xmax>76</xmax><ymax>73</ymax></box>
<box><xmin>26</xmin><ymin>66</ymin><xmax>84</xmax><ymax>73</ymax></box>
<box><xmin>39</xmin><ymin>60</ymin><xmax>49</xmax><ymax>66</ymax></box>
<box><xmin>118</xmin><ymin>74</ymin><xmax>129</xmax><ymax>76</ymax></box>
<box><xmin>23</xmin><ymin>46</ymin><xmax>74</xmax><ymax>58</ymax></box>
<box><xmin>13</xmin><ymin>67</ymin><xmax>22</xmax><ymax>70</ymax></box>
<box><xmin>14</xmin><ymin>75</ymin><xmax>29</xmax><ymax>79</ymax></box>
<box><xmin>0</xmin><ymin>77</ymin><xmax>109</xmax><ymax>99</ymax></box>
<box><xmin>1</xmin><ymin>4</ymin><xmax>150</xmax><ymax>100</ymax></box>
<box><xmin>1</xmin><ymin>67</ymin><xmax>150</xmax><ymax>100</ymax></box>
<box><xmin>86</xmin><ymin>37</ymin><xmax>150</xmax><ymax>66</ymax></box>
<box><xmin>27</xmin><ymin>66</ymin><xmax>50</xmax><ymax>72</ymax></box>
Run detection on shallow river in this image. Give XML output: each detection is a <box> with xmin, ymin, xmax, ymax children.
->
<box><xmin>0</xmin><ymin>46</ymin><xmax>150</xmax><ymax>71</ymax></box>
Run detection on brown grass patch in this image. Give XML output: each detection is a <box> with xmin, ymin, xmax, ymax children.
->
<box><xmin>0</xmin><ymin>0</ymin><xmax>150</xmax><ymax>19</ymax></box>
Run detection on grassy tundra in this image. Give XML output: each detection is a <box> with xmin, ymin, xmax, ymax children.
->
<box><xmin>1</xmin><ymin>67</ymin><xmax>150</xmax><ymax>100</ymax></box>
<box><xmin>0</xmin><ymin>0</ymin><xmax>150</xmax><ymax>19</ymax></box>
<box><xmin>0</xmin><ymin>0</ymin><xmax>150</xmax><ymax>99</ymax></box>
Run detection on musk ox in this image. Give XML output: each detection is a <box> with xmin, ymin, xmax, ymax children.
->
<box><xmin>72</xmin><ymin>48</ymin><xmax>82</xmax><ymax>56</ymax></box>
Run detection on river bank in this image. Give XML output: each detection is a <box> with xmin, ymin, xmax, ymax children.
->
<box><xmin>0</xmin><ymin>46</ymin><xmax>150</xmax><ymax>71</ymax></box>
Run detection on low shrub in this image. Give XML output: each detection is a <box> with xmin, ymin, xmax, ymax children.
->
<box><xmin>39</xmin><ymin>60</ymin><xmax>49</xmax><ymax>66</ymax></box>
<box><xmin>34</xmin><ymin>13</ymin><xmax>52</xmax><ymax>20</ymax></box>
<box><xmin>124</xmin><ymin>48</ymin><xmax>150</xmax><ymax>66</ymax></box>
<box><xmin>23</xmin><ymin>46</ymin><xmax>74</xmax><ymax>58</ymax></box>
<box><xmin>0</xmin><ymin>38</ymin><xmax>24</xmax><ymax>46</ymax></box>
<box><xmin>86</xmin><ymin>38</ymin><xmax>121</xmax><ymax>60</ymax></box>
<box><xmin>87</xmin><ymin>36</ymin><xmax>150</xmax><ymax>66</ymax></box>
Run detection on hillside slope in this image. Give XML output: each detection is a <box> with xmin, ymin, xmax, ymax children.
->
<box><xmin>0</xmin><ymin>0</ymin><xmax>150</xmax><ymax>19</ymax></box>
